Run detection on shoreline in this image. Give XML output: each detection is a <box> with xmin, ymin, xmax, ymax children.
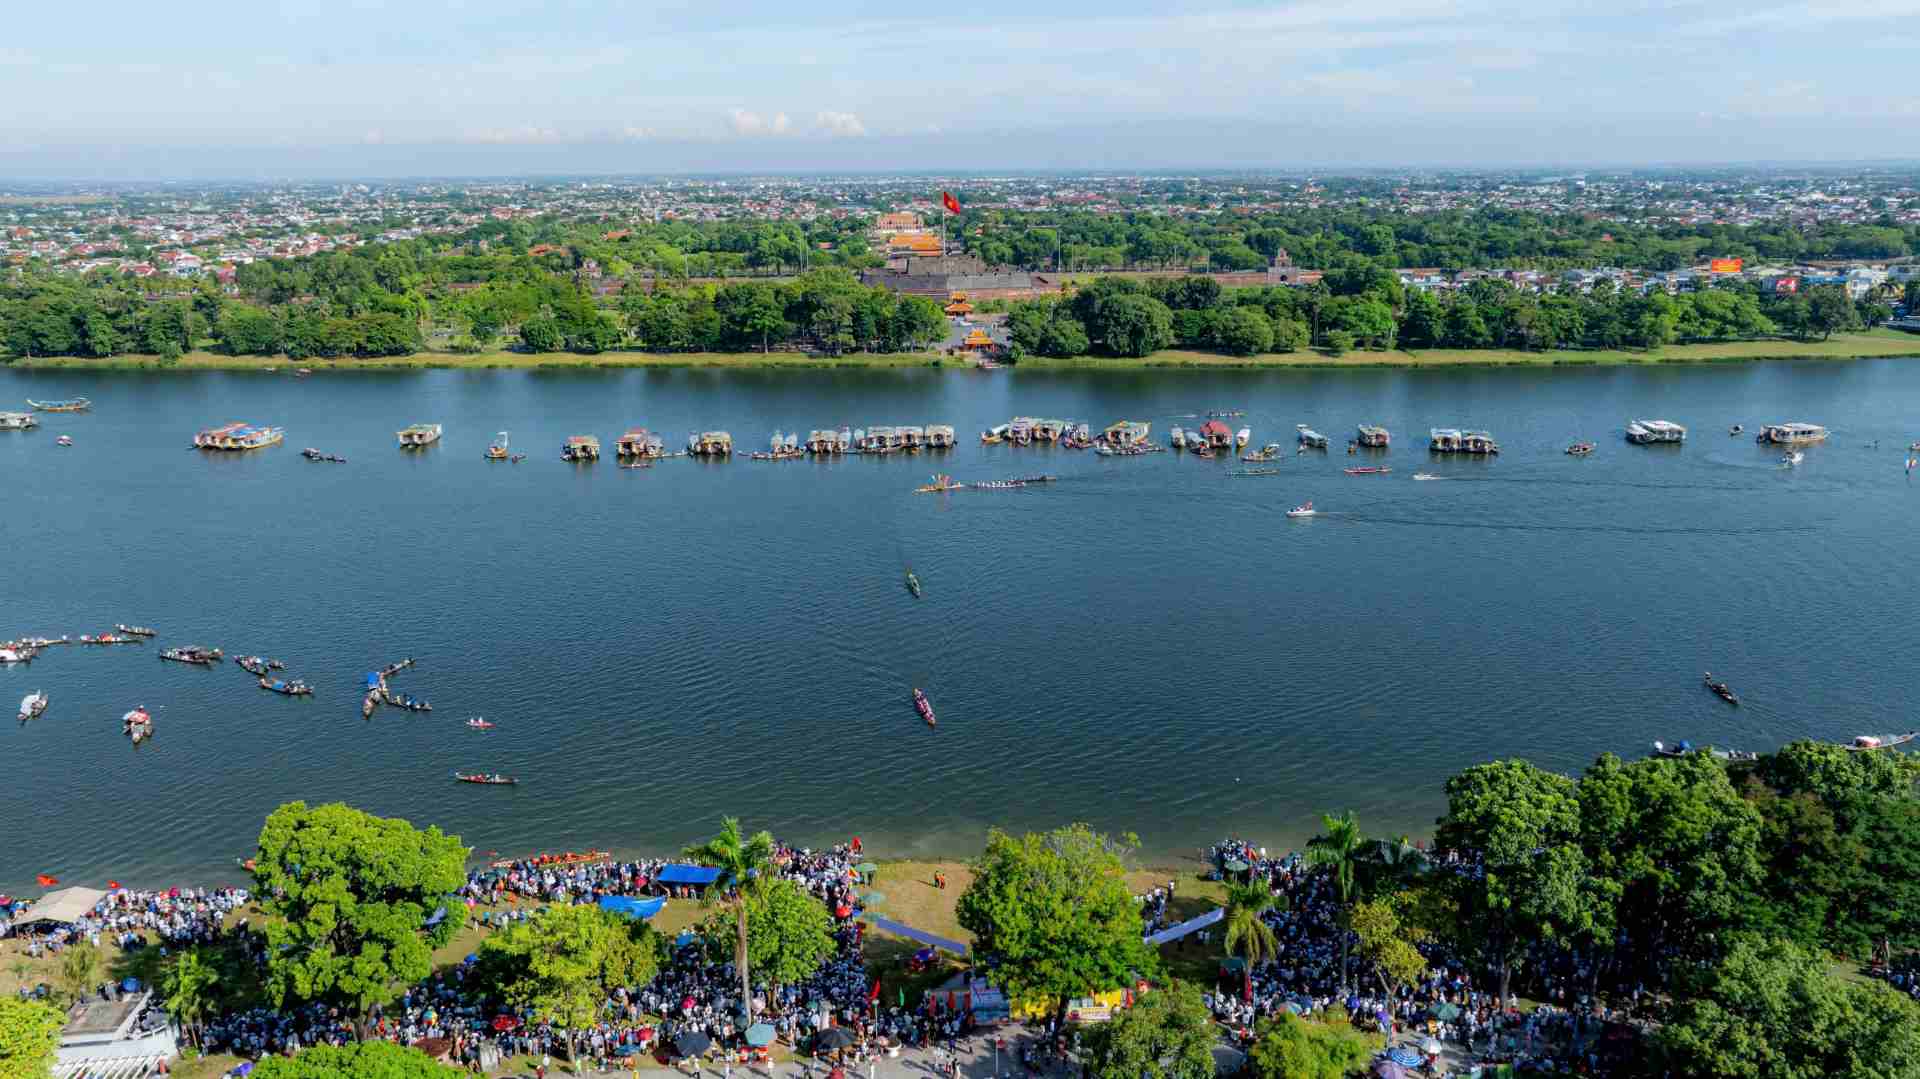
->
<box><xmin>6</xmin><ymin>330</ymin><xmax>1917</xmax><ymax>371</ymax></box>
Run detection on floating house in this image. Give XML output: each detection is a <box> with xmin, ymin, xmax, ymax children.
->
<box><xmin>562</xmin><ymin>435</ymin><xmax>601</xmax><ymax>461</ymax></box>
<box><xmin>1759</xmin><ymin>422</ymin><xmax>1828</xmax><ymax>445</ymax></box>
<box><xmin>1200</xmin><ymin>420</ymin><xmax>1234</xmax><ymax>450</ymax></box>
<box><xmin>927</xmin><ymin>424</ymin><xmax>956</xmax><ymax>448</ymax></box>
<box><xmin>0</xmin><ymin>412</ymin><xmax>37</xmax><ymax>430</ymax></box>
<box><xmin>1429</xmin><ymin>428</ymin><xmax>1500</xmax><ymax>454</ymax></box>
<box><xmin>1102</xmin><ymin>421</ymin><xmax>1151</xmax><ymax>447</ymax></box>
<box><xmin>1032</xmin><ymin>418</ymin><xmax>1067</xmax><ymax>443</ymax></box>
<box><xmin>1067</xmin><ymin>422</ymin><xmax>1092</xmax><ymax>446</ymax></box>
<box><xmin>195</xmin><ymin>422</ymin><xmax>284</xmax><ymax>451</ymax></box>
<box><xmin>1625</xmin><ymin>419</ymin><xmax>1686</xmax><ymax>444</ymax></box>
<box><xmin>1007</xmin><ymin>417</ymin><xmax>1036</xmax><ymax>445</ymax></box>
<box><xmin>806</xmin><ymin>429</ymin><xmax>843</xmax><ymax>454</ymax></box>
<box><xmin>397</xmin><ymin>423</ymin><xmax>442</xmax><ymax>448</ymax></box>
<box><xmin>899</xmin><ymin>425</ymin><xmax>927</xmax><ymax>450</ymax></box>
<box><xmin>690</xmin><ymin>431</ymin><xmax>733</xmax><ymax>456</ymax></box>
<box><xmin>617</xmin><ymin>428</ymin><xmax>664</xmax><ymax>458</ymax></box>
<box><xmin>1356</xmin><ymin>424</ymin><xmax>1391</xmax><ymax>447</ymax></box>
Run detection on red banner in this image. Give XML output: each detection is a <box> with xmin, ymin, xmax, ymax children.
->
<box><xmin>1709</xmin><ymin>257</ymin><xmax>1743</xmax><ymax>274</ymax></box>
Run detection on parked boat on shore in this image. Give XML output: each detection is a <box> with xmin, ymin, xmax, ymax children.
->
<box><xmin>18</xmin><ymin>691</ymin><xmax>47</xmax><ymax>722</ymax></box>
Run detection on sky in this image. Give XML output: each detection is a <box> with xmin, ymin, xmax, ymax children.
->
<box><xmin>6</xmin><ymin>0</ymin><xmax>1920</xmax><ymax>179</ymax></box>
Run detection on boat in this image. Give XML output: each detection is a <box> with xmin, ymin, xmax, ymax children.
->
<box><xmin>79</xmin><ymin>633</ymin><xmax>136</xmax><ymax>645</ymax></box>
<box><xmin>1429</xmin><ymin>428</ymin><xmax>1499</xmax><ymax>454</ymax></box>
<box><xmin>18</xmin><ymin>692</ymin><xmax>47</xmax><ymax>722</ymax></box>
<box><xmin>486</xmin><ymin>432</ymin><xmax>511</xmax><ymax>460</ymax></box>
<box><xmin>1412</xmin><ymin>473</ymin><xmax>1440</xmax><ymax>481</ymax></box>
<box><xmin>1168</xmin><ymin>425</ymin><xmax>1185</xmax><ymax>449</ymax></box>
<box><xmin>56</xmin><ymin>435</ymin><xmax>73</xmax><ymax>447</ymax></box>
<box><xmin>301</xmin><ymin>448</ymin><xmax>345</xmax><ymax>462</ymax></box>
<box><xmin>1651</xmin><ymin>740</ymin><xmax>1758</xmax><ymax>762</ymax></box>
<box><xmin>1782</xmin><ymin>451</ymin><xmax>1805</xmax><ymax>467</ymax></box>
<box><xmin>1296</xmin><ymin>425</ymin><xmax>1328</xmax><ymax>449</ymax></box>
<box><xmin>971</xmin><ymin>475</ymin><xmax>1056</xmax><ymax>490</ymax></box>
<box><xmin>912</xmin><ymin>688</ymin><xmax>936</xmax><ymax>728</ymax></box>
<box><xmin>1285</xmin><ymin>502</ymin><xmax>1317</xmax><ymax>518</ymax></box>
<box><xmin>466</xmin><ymin>718</ymin><xmax>495</xmax><ymax>730</ymax></box>
<box><xmin>0</xmin><ymin>647</ymin><xmax>34</xmax><ymax>664</ymax></box>
<box><xmin>1625</xmin><ymin>420</ymin><xmax>1687</xmax><ymax>445</ymax></box>
<box><xmin>1703</xmin><ymin>672</ymin><xmax>1739</xmax><ymax>705</ymax></box>
<box><xmin>389</xmin><ymin>693</ymin><xmax>432</xmax><ymax>712</ymax></box>
<box><xmin>617</xmin><ymin>428</ymin><xmax>665</xmax><ymax>459</ymax></box>
<box><xmin>160</xmin><ymin>647</ymin><xmax>220</xmax><ymax>665</ymax></box>
<box><xmin>690</xmin><ymin>431</ymin><xmax>733</xmax><ymax>457</ymax></box>
<box><xmin>1235</xmin><ymin>427</ymin><xmax>1252</xmax><ymax>449</ymax></box>
<box><xmin>1344</xmin><ymin>466</ymin><xmax>1391</xmax><ymax>475</ymax></box>
<box><xmin>1356</xmin><ymin>424</ymin><xmax>1391</xmax><ymax>448</ymax></box>
<box><xmin>1566</xmin><ymin>442</ymin><xmax>1595</xmax><ymax>456</ymax></box>
<box><xmin>914</xmin><ymin>474</ymin><xmax>966</xmax><ymax>494</ymax></box>
<box><xmin>1758</xmin><ymin>422</ymin><xmax>1828</xmax><ymax>446</ymax></box>
<box><xmin>1729</xmin><ymin>425</ymin><xmax>1745</xmax><ymax>435</ymax></box>
<box><xmin>27</xmin><ymin>398</ymin><xmax>91</xmax><ymax>412</ymax></box>
<box><xmin>1208</xmin><ymin>409</ymin><xmax>1246</xmax><ymax>419</ymax></box>
<box><xmin>397</xmin><ymin>423</ymin><xmax>443</xmax><ymax>448</ymax></box>
<box><xmin>455</xmin><ymin>771</ymin><xmax>517</xmax><ymax>785</ymax></box>
<box><xmin>236</xmin><ymin>655</ymin><xmax>273</xmax><ymax>676</ymax></box>
<box><xmin>362</xmin><ymin>690</ymin><xmax>380</xmax><ymax>719</ymax></box>
<box><xmin>1844</xmin><ymin>732</ymin><xmax>1920</xmax><ymax>752</ymax></box>
<box><xmin>1241</xmin><ymin>443</ymin><xmax>1283</xmax><ymax>462</ymax></box>
<box><xmin>487</xmin><ymin>848</ymin><xmax>611</xmax><ymax>870</ymax></box>
<box><xmin>905</xmin><ymin>570</ymin><xmax>922</xmax><ymax>598</ymax></box>
<box><xmin>122</xmin><ymin>707</ymin><xmax>152</xmax><ymax>741</ymax></box>
<box><xmin>380</xmin><ymin>658</ymin><xmax>416</xmax><ymax>677</ymax></box>
<box><xmin>113</xmin><ymin>625</ymin><xmax>156</xmax><ymax>637</ymax></box>
<box><xmin>561</xmin><ymin>435</ymin><xmax>601</xmax><ymax>461</ymax></box>
<box><xmin>194</xmin><ymin>422</ymin><xmax>284</xmax><ymax>451</ymax></box>
<box><xmin>0</xmin><ymin>412</ymin><xmax>38</xmax><ymax>430</ymax></box>
<box><xmin>259</xmin><ymin>677</ymin><xmax>313</xmax><ymax>696</ymax></box>
<box><xmin>981</xmin><ymin>424</ymin><xmax>1008</xmax><ymax>445</ymax></box>
<box><xmin>1227</xmin><ymin>468</ymin><xmax>1282</xmax><ymax>477</ymax></box>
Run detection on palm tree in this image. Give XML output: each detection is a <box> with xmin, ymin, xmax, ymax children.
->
<box><xmin>1307</xmin><ymin>810</ymin><xmax>1366</xmax><ymax>996</ymax></box>
<box><xmin>160</xmin><ymin>948</ymin><xmax>220</xmax><ymax>1048</ymax></box>
<box><xmin>682</xmin><ymin>817</ymin><xmax>776</xmax><ymax>1019</ymax></box>
<box><xmin>1221</xmin><ymin>881</ymin><xmax>1284</xmax><ymax>967</ymax></box>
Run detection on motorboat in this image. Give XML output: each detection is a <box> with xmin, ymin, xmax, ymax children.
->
<box><xmin>1782</xmin><ymin>451</ymin><xmax>1805</xmax><ymax>467</ymax></box>
<box><xmin>486</xmin><ymin>432</ymin><xmax>511</xmax><ymax>460</ymax></box>
<box><xmin>1625</xmin><ymin>420</ymin><xmax>1686</xmax><ymax>444</ymax></box>
<box><xmin>258</xmin><ymin>677</ymin><xmax>313</xmax><ymax>696</ymax></box>
<box><xmin>1168</xmin><ymin>425</ymin><xmax>1185</xmax><ymax>449</ymax></box>
<box><xmin>454</xmin><ymin>772</ymin><xmax>517</xmax><ymax>785</ymax></box>
<box><xmin>1703</xmin><ymin>672</ymin><xmax>1739</xmax><ymax>705</ymax></box>
<box><xmin>1567</xmin><ymin>442</ymin><xmax>1595</xmax><ymax>456</ymax></box>
<box><xmin>114</xmin><ymin>624</ymin><xmax>156</xmax><ymax>637</ymax></box>
<box><xmin>56</xmin><ymin>435</ymin><xmax>73</xmax><ymax>447</ymax></box>
<box><xmin>1285</xmin><ymin>502</ymin><xmax>1317</xmax><ymax>518</ymax></box>
<box><xmin>466</xmin><ymin>718</ymin><xmax>495</xmax><ymax>730</ymax></box>
<box><xmin>1412</xmin><ymin>473</ymin><xmax>1440</xmax><ymax>481</ymax></box>
<box><xmin>1729</xmin><ymin>425</ymin><xmax>1744</xmax><ymax>436</ymax></box>
<box><xmin>122</xmin><ymin>707</ymin><xmax>153</xmax><ymax>742</ymax></box>
<box><xmin>905</xmin><ymin>570</ymin><xmax>922</xmax><ymax>598</ymax></box>
<box><xmin>18</xmin><ymin>691</ymin><xmax>47</xmax><ymax>722</ymax></box>
<box><xmin>1652</xmin><ymin>740</ymin><xmax>1758</xmax><ymax>762</ymax></box>
<box><xmin>912</xmin><ymin>688</ymin><xmax>936</xmax><ymax>728</ymax></box>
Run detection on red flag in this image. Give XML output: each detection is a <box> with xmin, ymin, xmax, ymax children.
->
<box><xmin>941</xmin><ymin>191</ymin><xmax>961</xmax><ymax>215</ymax></box>
<box><xmin>868</xmin><ymin>978</ymin><xmax>883</xmax><ymax>1004</ymax></box>
<box><xmin>36</xmin><ymin>874</ymin><xmax>58</xmax><ymax>887</ymax></box>
<box><xmin>107</xmin><ymin>881</ymin><xmax>122</xmax><ymax>890</ymax></box>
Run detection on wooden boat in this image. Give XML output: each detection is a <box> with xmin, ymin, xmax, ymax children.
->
<box><xmin>486</xmin><ymin>432</ymin><xmax>511</xmax><ymax>460</ymax></box>
<box><xmin>1844</xmin><ymin>732</ymin><xmax>1920</xmax><ymax>752</ymax></box>
<box><xmin>27</xmin><ymin>398</ymin><xmax>91</xmax><ymax>412</ymax></box>
<box><xmin>362</xmin><ymin>690</ymin><xmax>380</xmax><ymax>719</ymax></box>
<box><xmin>972</xmin><ymin>475</ymin><xmax>1056</xmax><ymax>490</ymax></box>
<box><xmin>302</xmin><ymin>448</ymin><xmax>346</xmax><ymax>462</ymax></box>
<box><xmin>80</xmin><ymin>633</ymin><xmax>136</xmax><ymax>645</ymax></box>
<box><xmin>1242</xmin><ymin>443</ymin><xmax>1282</xmax><ymax>462</ymax></box>
<box><xmin>121</xmin><ymin>707</ymin><xmax>153</xmax><ymax>736</ymax></box>
<box><xmin>380</xmin><ymin>658</ymin><xmax>416</xmax><ymax>677</ymax></box>
<box><xmin>1566</xmin><ymin>443</ymin><xmax>1595</xmax><ymax>456</ymax></box>
<box><xmin>455</xmin><ymin>771</ymin><xmax>517</xmax><ymax>785</ymax></box>
<box><xmin>237</xmin><ymin>655</ymin><xmax>271</xmax><ymax>675</ymax></box>
<box><xmin>1227</xmin><ymin>468</ymin><xmax>1282</xmax><ymax>477</ymax></box>
<box><xmin>259</xmin><ymin>677</ymin><xmax>313</xmax><ymax>696</ymax></box>
<box><xmin>389</xmin><ymin>693</ymin><xmax>432</xmax><ymax>712</ymax></box>
<box><xmin>912</xmin><ymin>688</ymin><xmax>936</xmax><ymax>728</ymax></box>
<box><xmin>160</xmin><ymin>647</ymin><xmax>218</xmax><ymax>665</ymax></box>
<box><xmin>18</xmin><ymin>691</ymin><xmax>47</xmax><ymax>722</ymax></box>
<box><xmin>1651</xmin><ymin>740</ymin><xmax>1758</xmax><ymax>762</ymax></box>
<box><xmin>113</xmin><ymin>624</ymin><xmax>157</xmax><ymax>638</ymax></box>
<box><xmin>915</xmin><ymin>474</ymin><xmax>966</xmax><ymax>493</ymax></box>
<box><xmin>466</xmin><ymin>717</ymin><xmax>495</xmax><ymax>730</ymax></box>
<box><xmin>1703</xmin><ymin>672</ymin><xmax>1739</xmax><ymax>705</ymax></box>
<box><xmin>905</xmin><ymin>570</ymin><xmax>922</xmax><ymax>598</ymax></box>
<box><xmin>488</xmin><ymin>849</ymin><xmax>610</xmax><ymax>869</ymax></box>
<box><xmin>1344</xmin><ymin>466</ymin><xmax>1391</xmax><ymax>475</ymax></box>
<box><xmin>194</xmin><ymin>422</ymin><xmax>284</xmax><ymax>451</ymax></box>
<box><xmin>397</xmin><ymin>423</ymin><xmax>443</xmax><ymax>448</ymax></box>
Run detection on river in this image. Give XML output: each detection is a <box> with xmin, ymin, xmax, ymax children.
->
<box><xmin>2</xmin><ymin>360</ymin><xmax>1917</xmax><ymax>892</ymax></box>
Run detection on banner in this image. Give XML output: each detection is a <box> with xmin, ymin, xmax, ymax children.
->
<box><xmin>1709</xmin><ymin>258</ymin><xmax>1743</xmax><ymax>274</ymax></box>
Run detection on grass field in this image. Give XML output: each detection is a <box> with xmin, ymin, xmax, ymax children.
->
<box><xmin>8</xmin><ymin>330</ymin><xmax>1916</xmax><ymax>372</ymax></box>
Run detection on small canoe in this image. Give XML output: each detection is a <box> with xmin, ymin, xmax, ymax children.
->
<box><xmin>912</xmin><ymin>688</ymin><xmax>936</xmax><ymax>728</ymax></box>
<box><xmin>455</xmin><ymin>771</ymin><xmax>517</xmax><ymax>785</ymax></box>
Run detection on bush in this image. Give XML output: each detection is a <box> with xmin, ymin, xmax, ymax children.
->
<box><xmin>1325</xmin><ymin>330</ymin><xmax>1355</xmax><ymax>356</ymax></box>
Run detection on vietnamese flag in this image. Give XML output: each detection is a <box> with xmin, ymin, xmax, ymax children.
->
<box><xmin>108</xmin><ymin>881</ymin><xmax>122</xmax><ymax>890</ymax></box>
<box><xmin>36</xmin><ymin>874</ymin><xmax>58</xmax><ymax>887</ymax></box>
<box><xmin>941</xmin><ymin>191</ymin><xmax>961</xmax><ymax>215</ymax></box>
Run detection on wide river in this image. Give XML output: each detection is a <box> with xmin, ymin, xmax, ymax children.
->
<box><xmin>3</xmin><ymin>360</ymin><xmax>1918</xmax><ymax>892</ymax></box>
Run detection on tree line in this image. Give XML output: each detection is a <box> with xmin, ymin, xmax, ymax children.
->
<box><xmin>1005</xmin><ymin>270</ymin><xmax>1891</xmax><ymax>360</ymax></box>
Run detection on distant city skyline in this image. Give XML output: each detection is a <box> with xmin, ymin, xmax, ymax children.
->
<box><xmin>9</xmin><ymin>0</ymin><xmax>1920</xmax><ymax>179</ymax></box>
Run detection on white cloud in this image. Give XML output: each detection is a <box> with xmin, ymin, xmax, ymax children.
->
<box><xmin>727</xmin><ymin>108</ymin><xmax>792</xmax><ymax>137</ymax></box>
<box><xmin>813</xmin><ymin>110</ymin><xmax>865</xmax><ymax>137</ymax></box>
<box><xmin>461</xmin><ymin>126</ymin><xmax>567</xmax><ymax>145</ymax></box>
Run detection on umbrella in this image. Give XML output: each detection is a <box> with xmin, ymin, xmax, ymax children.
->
<box><xmin>835</xmin><ymin>904</ymin><xmax>853</xmax><ymax>919</ymax></box>
<box><xmin>233</xmin><ymin>1064</ymin><xmax>255</xmax><ymax>1078</ymax></box>
<box><xmin>745</xmin><ymin>1023</ymin><xmax>776</xmax><ymax>1047</ymax></box>
<box><xmin>675</xmin><ymin>931</ymin><xmax>699</xmax><ymax>949</ymax></box>
<box><xmin>1223</xmin><ymin>859</ymin><xmax>1248</xmax><ymax>872</ymax></box>
<box><xmin>1386</xmin><ymin>1047</ymin><xmax>1423</xmax><ymax>1067</ymax></box>
<box><xmin>121</xmin><ymin>978</ymin><xmax>140</xmax><ymax>993</ymax></box>
<box><xmin>673</xmin><ymin>1032</ymin><xmax>712</xmax><ymax>1057</ymax></box>
<box><xmin>815</xmin><ymin>1027</ymin><xmax>857</xmax><ymax>1050</ymax></box>
<box><xmin>492</xmin><ymin>1015</ymin><xmax>520</xmax><ymax>1032</ymax></box>
<box><xmin>1372</xmin><ymin>1063</ymin><xmax>1408</xmax><ymax>1079</ymax></box>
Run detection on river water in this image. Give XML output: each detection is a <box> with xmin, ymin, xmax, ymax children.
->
<box><xmin>2</xmin><ymin>361</ymin><xmax>1917</xmax><ymax>892</ymax></box>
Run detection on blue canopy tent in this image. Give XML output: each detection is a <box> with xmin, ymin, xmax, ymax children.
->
<box><xmin>858</xmin><ymin>914</ymin><xmax>968</xmax><ymax>955</ymax></box>
<box><xmin>656</xmin><ymin>864</ymin><xmax>724</xmax><ymax>886</ymax></box>
<box><xmin>1143</xmin><ymin>906</ymin><xmax>1223</xmax><ymax>946</ymax></box>
<box><xmin>364</xmin><ymin>673</ymin><xmax>382</xmax><ymax>689</ymax></box>
<box><xmin>598</xmin><ymin>895</ymin><xmax>666</xmax><ymax>920</ymax></box>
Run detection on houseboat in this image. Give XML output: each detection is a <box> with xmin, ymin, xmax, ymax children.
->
<box><xmin>861</xmin><ymin>426</ymin><xmax>895</xmax><ymax>452</ymax></box>
<box><xmin>1101</xmin><ymin>421</ymin><xmax>1151</xmax><ymax>448</ymax></box>
<box><xmin>1759</xmin><ymin>422</ymin><xmax>1828</xmax><ymax>446</ymax></box>
<box><xmin>927</xmin><ymin>424</ymin><xmax>956</xmax><ymax>449</ymax></box>
<box><xmin>1007</xmin><ymin>418</ymin><xmax>1036</xmax><ymax>445</ymax></box>
<box><xmin>806</xmin><ymin>429</ymin><xmax>842</xmax><ymax>454</ymax></box>
<box><xmin>0</xmin><ymin>412</ymin><xmax>36</xmax><ymax>431</ymax></box>
<box><xmin>1067</xmin><ymin>422</ymin><xmax>1093</xmax><ymax>448</ymax></box>
<box><xmin>27</xmin><ymin>397</ymin><xmax>90</xmax><ymax>412</ymax></box>
<box><xmin>1625</xmin><ymin>419</ymin><xmax>1686</xmax><ymax>444</ymax></box>
<box><xmin>899</xmin><ymin>425</ymin><xmax>927</xmax><ymax>450</ymax></box>
<box><xmin>690</xmin><ymin>431</ymin><xmax>733</xmax><ymax>456</ymax></box>
<box><xmin>1296</xmin><ymin>425</ymin><xmax>1329</xmax><ymax>449</ymax></box>
<box><xmin>836</xmin><ymin>426</ymin><xmax>853</xmax><ymax>452</ymax></box>
<box><xmin>561</xmin><ymin>435</ymin><xmax>601</xmax><ymax>461</ymax></box>
<box><xmin>195</xmin><ymin>422</ymin><xmax>284</xmax><ymax>451</ymax></box>
<box><xmin>1430</xmin><ymin>428</ymin><xmax>1500</xmax><ymax>454</ymax></box>
<box><xmin>1356</xmin><ymin>424</ymin><xmax>1391</xmax><ymax>448</ymax></box>
<box><xmin>1033</xmin><ymin>418</ymin><xmax>1066</xmax><ymax>444</ymax></box>
<box><xmin>1168</xmin><ymin>425</ymin><xmax>1185</xmax><ymax>449</ymax></box>
<box><xmin>397</xmin><ymin>423</ymin><xmax>443</xmax><ymax>448</ymax></box>
<box><xmin>1199</xmin><ymin>420</ymin><xmax>1235</xmax><ymax>450</ymax></box>
<box><xmin>616</xmin><ymin>428</ymin><xmax>665</xmax><ymax>458</ymax></box>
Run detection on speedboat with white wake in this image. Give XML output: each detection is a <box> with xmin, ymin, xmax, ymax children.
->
<box><xmin>1412</xmin><ymin>473</ymin><xmax>1440</xmax><ymax>481</ymax></box>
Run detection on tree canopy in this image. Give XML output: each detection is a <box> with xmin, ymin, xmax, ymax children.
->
<box><xmin>1246</xmin><ymin>1011</ymin><xmax>1384</xmax><ymax>1079</ymax></box>
<box><xmin>479</xmin><ymin>903</ymin><xmax>664</xmax><ymax>1057</ymax></box>
<box><xmin>0</xmin><ymin>995</ymin><xmax>65</xmax><ymax>1079</ymax></box>
<box><xmin>1080</xmin><ymin>981</ymin><xmax>1217</xmax><ymax>1079</ymax></box>
<box><xmin>699</xmin><ymin>877</ymin><xmax>836</xmax><ymax>998</ymax></box>
<box><xmin>248</xmin><ymin>1041</ymin><xmax>467</xmax><ymax>1079</ymax></box>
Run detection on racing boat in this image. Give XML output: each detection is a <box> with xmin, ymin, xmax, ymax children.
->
<box><xmin>912</xmin><ymin>688</ymin><xmax>936</xmax><ymax>728</ymax></box>
<box><xmin>1845</xmin><ymin>732</ymin><xmax>1920</xmax><ymax>752</ymax></box>
<box><xmin>455</xmin><ymin>771</ymin><xmax>517</xmax><ymax>785</ymax></box>
<box><xmin>1412</xmin><ymin>473</ymin><xmax>1440</xmax><ymax>481</ymax></box>
<box><xmin>1344</xmin><ymin>466</ymin><xmax>1391</xmax><ymax>475</ymax></box>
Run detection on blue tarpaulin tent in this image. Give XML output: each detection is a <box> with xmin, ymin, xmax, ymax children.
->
<box><xmin>657</xmin><ymin>864</ymin><xmax>724</xmax><ymax>886</ymax></box>
<box><xmin>1143</xmin><ymin>906</ymin><xmax>1223</xmax><ymax>946</ymax></box>
<box><xmin>365</xmin><ymin>673</ymin><xmax>381</xmax><ymax>688</ymax></box>
<box><xmin>859</xmin><ymin>914</ymin><xmax>968</xmax><ymax>955</ymax></box>
<box><xmin>598</xmin><ymin>895</ymin><xmax>666</xmax><ymax>920</ymax></box>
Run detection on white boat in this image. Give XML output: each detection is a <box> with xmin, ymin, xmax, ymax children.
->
<box><xmin>1235</xmin><ymin>427</ymin><xmax>1251</xmax><ymax>448</ymax></box>
<box><xmin>1296</xmin><ymin>425</ymin><xmax>1328</xmax><ymax>449</ymax></box>
<box><xmin>18</xmin><ymin>691</ymin><xmax>47</xmax><ymax>721</ymax></box>
<box><xmin>1759</xmin><ymin>422</ymin><xmax>1828</xmax><ymax>446</ymax></box>
<box><xmin>0</xmin><ymin>648</ymin><xmax>29</xmax><ymax>664</ymax></box>
<box><xmin>1285</xmin><ymin>501</ymin><xmax>1317</xmax><ymax>518</ymax></box>
<box><xmin>1412</xmin><ymin>472</ymin><xmax>1440</xmax><ymax>481</ymax></box>
<box><xmin>837</xmin><ymin>427</ymin><xmax>852</xmax><ymax>452</ymax></box>
<box><xmin>1169</xmin><ymin>425</ymin><xmax>1185</xmax><ymax>448</ymax></box>
<box><xmin>1782</xmin><ymin>451</ymin><xmax>1805</xmax><ymax>466</ymax></box>
<box><xmin>1626</xmin><ymin>419</ymin><xmax>1686</xmax><ymax>444</ymax></box>
<box><xmin>56</xmin><ymin>435</ymin><xmax>73</xmax><ymax>446</ymax></box>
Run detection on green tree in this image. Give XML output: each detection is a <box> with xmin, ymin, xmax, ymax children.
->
<box><xmin>1222</xmin><ymin>881</ymin><xmax>1283</xmax><ymax>966</ymax></box>
<box><xmin>1213</xmin><ymin>307</ymin><xmax>1274</xmax><ymax>356</ymax></box>
<box><xmin>519</xmin><ymin>314</ymin><xmax>563</xmax><ymax>352</ymax></box>
<box><xmin>1306</xmin><ymin>811</ymin><xmax>1365</xmax><ymax>994</ymax></box>
<box><xmin>482</xmin><ymin>903</ymin><xmax>663</xmax><ymax>1064</ymax></box>
<box><xmin>1080</xmin><ymin>981</ymin><xmax>1216</xmax><ymax>1079</ymax></box>
<box><xmin>956</xmin><ymin>823</ymin><xmax>1158</xmax><ymax>1026</ymax></box>
<box><xmin>1655</xmin><ymin>937</ymin><xmax>1920</xmax><ymax>1078</ymax></box>
<box><xmin>0</xmin><ymin>995</ymin><xmax>65</xmax><ymax>1079</ymax></box>
<box><xmin>159</xmin><ymin>948</ymin><xmax>221</xmax><ymax>1048</ymax></box>
<box><xmin>1246</xmin><ymin>1012</ymin><xmax>1383</xmax><ymax>1079</ymax></box>
<box><xmin>700</xmin><ymin>877</ymin><xmax>835</xmax><ymax>1004</ymax></box>
<box><xmin>715</xmin><ymin>283</ymin><xmax>786</xmax><ymax>352</ymax></box>
<box><xmin>248</xmin><ymin>1041</ymin><xmax>466</xmax><ymax>1078</ymax></box>
<box><xmin>1804</xmin><ymin>285</ymin><xmax>1859</xmax><ymax>340</ymax></box>
<box><xmin>681</xmin><ymin>817</ymin><xmax>777</xmax><ymax>1021</ymax></box>
<box><xmin>1349</xmin><ymin>898</ymin><xmax>1426</xmax><ymax>996</ymax></box>
<box><xmin>59</xmin><ymin>942</ymin><xmax>102</xmax><ymax>1006</ymax></box>
<box><xmin>1092</xmin><ymin>294</ymin><xmax>1174</xmax><ymax>358</ymax></box>
<box><xmin>251</xmin><ymin>801</ymin><xmax>469</xmax><ymax>1027</ymax></box>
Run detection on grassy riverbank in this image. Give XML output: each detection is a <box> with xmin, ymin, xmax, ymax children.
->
<box><xmin>7</xmin><ymin>330</ymin><xmax>1917</xmax><ymax>372</ymax></box>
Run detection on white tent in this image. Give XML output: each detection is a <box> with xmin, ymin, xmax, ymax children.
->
<box><xmin>19</xmin><ymin>886</ymin><xmax>106</xmax><ymax>925</ymax></box>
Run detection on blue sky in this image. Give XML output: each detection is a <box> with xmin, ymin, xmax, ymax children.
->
<box><xmin>6</xmin><ymin>0</ymin><xmax>1920</xmax><ymax>177</ymax></box>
